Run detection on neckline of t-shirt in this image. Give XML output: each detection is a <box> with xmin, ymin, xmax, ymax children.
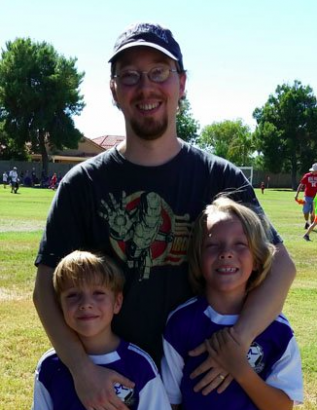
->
<box><xmin>111</xmin><ymin>141</ymin><xmax>189</xmax><ymax>170</ymax></box>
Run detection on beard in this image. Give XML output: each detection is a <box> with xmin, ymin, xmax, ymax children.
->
<box><xmin>130</xmin><ymin>115</ymin><xmax>168</xmax><ymax>141</ymax></box>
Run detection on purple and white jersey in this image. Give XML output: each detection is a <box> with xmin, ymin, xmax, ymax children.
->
<box><xmin>33</xmin><ymin>339</ymin><xmax>171</xmax><ymax>410</ymax></box>
<box><xmin>162</xmin><ymin>296</ymin><xmax>303</xmax><ymax>410</ymax></box>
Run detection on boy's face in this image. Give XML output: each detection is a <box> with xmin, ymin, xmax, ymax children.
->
<box><xmin>60</xmin><ymin>281</ymin><xmax>123</xmax><ymax>341</ymax></box>
<box><xmin>202</xmin><ymin>214</ymin><xmax>256</xmax><ymax>298</ymax></box>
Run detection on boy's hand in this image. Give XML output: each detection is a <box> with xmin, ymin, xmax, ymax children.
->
<box><xmin>73</xmin><ymin>362</ymin><xmax>134</xmax><ymax>410</ymax></box>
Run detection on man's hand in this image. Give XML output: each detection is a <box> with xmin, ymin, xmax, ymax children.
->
<box><xmin>73</xmin><ymin>362</ymin><xmax>134</xmax><ymax>410</ymax></box>
<box><xmin>205</xmin><ymin>328</ymin><xmax>249</xmax><ymax>381</ymax></box>
<box><xmin>188</xmin><ymin>334</ymin><xmax>233</xmax><ymax>395</ymax></box>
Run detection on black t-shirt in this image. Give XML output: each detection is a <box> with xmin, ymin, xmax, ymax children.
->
<box><xmin>35</xmin><ymin>142</ymin><xmax>281</xmax><ymax>363</ymax></box>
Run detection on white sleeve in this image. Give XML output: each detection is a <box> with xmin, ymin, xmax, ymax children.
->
<box><xmin>137</xmin><ymin>374</ymin><xmax>171</xmax><ymax>410</ymax></box>
<box><xmin>161</xmin><ymin>338</ymin><xmax>184</xmax><ymax>405</ymax></box>
<box><xmin>31</xmin><ymin>369</ymin><xmax>54</xmax><ymax>410</ymax></box>
<box><xmin>266</xmin><ymin>337</ymin><xmax>304</xmax><ymax>405</ymax></box>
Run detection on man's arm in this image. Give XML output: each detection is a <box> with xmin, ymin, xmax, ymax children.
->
<box><xmin>188</xmin><ymin>243</ymin><xmax>296</xmax><ymax>394</ymax></box>
<box><xmin>33</xmin><ymin>264</ymin><xmax>133</xmax><ymax>410</ymax></box>
<box><xmin>294</xmin><ymin>183</ymin><xmax>303</xmax><ymax>199</ymax></box>
<box><xmin>234</xmin><ymin>242</ymin><xmax>295</xmax><ymax>343</ymax></box>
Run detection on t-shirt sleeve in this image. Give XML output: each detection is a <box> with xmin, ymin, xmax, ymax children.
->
<box><xmin>35</xmin><ymin>174</ymin><xmax>90</xmax><ymax>268</ymax></box>
<box><xmin>138</xmin><ymin>374</ymin><xmax>171</xmax><ymax>410</ymax></box>
<box><xmin>161</xmin><ymin>310</ymin><xmax>188</xmax><ymax>405</ymax></box>
<box><xmin>266</xmin><ymin>337</ymin><xmax>303</xmax><ymax>404</ymax></box>
<box><xmin>32</xmin><ymin>365</ymin><xmax>54</xmax><ymax>410</ymax></box>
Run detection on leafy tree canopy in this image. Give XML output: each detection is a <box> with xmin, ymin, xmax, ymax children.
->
<box><xmin>176</xmin><ymin>96</ymin><xmax>200</xmax><ymax>143</ymax></box>
<box><xmin>253</xmin><ymin>80</ymin><xmax>317</xmax><ymax>188</ymax></box>
<box><xmin>198</xmin><ymin>119</ymin><xmax>254</xmax><ymax>166</ymax></box>
<box><xmin>0</xmin><ymin>38</ymin><xmax>85</xmax><ymax>172</ymax></box>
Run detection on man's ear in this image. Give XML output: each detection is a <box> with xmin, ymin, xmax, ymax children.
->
<box><xmin>179</xmin><ymin>72</ymin><xmax>187</xmax><ymax>99</ymax></box>
<box><xmin>110</xmin><ymin>79</ymin><xmax>118</xmax><ymax>103</ymax></box>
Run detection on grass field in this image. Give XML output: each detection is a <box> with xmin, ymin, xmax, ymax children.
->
<box><xmin>0</xmin><ymin>186</ymin><xmax>316</xmax><ymax>409</ymax></box>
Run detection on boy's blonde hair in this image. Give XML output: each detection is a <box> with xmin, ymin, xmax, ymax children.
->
<box><xmin>53</xmin><ymin>250</ymin><xmax>125</xmax><ymax>300</ymax></box>
<box><xmin>188</xmin><ymin>196</ymin><xmax>276</xmax><ymax>295</ymax></box>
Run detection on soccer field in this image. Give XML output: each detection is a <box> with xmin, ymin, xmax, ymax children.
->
<box><xmin>0</xmin><ymin>187</ymin><xmax>316</xmax><ymax>409</ymax></box>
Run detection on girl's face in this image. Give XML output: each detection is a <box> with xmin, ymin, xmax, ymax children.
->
<box><xmin>202</xmin><ymin>213</ymin><xmax>256</xmax><ymax>297</ymax></box>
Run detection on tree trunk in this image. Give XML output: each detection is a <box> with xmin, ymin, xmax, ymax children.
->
<box><xmin>291</xmin><ymin>164</ymin><xmax>298</xmax><ymax>190</ymax></box>
<box><xmin>38</xmin><ymin>130</ymin><xmax>49</xmax><ymax>178</ymax></box>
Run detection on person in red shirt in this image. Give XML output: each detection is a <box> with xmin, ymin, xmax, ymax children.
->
<box><xmin>295</xmin><ymin>163</ymin><xmax>317</xmax><ymax>228</ymax></box>
<box><xmin>49</xmin><ymin>172</ymin><xmax>58</xmax><ymax>190</ymax></box>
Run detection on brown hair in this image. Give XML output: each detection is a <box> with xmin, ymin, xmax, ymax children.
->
<box><xmin>53</xmin><ymin>250</ymin><xmax>125</xmax><ymax>301</ymax></box>
<box><xmin>188</xmin><ymin>196</ymin><xmax>276</xmax><ymax>295</ymax></box>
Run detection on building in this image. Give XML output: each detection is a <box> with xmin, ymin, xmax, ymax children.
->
<box><xmin>31</xmin><ymin>135</ymin><xmax>125</xmax><ymax>164</ymax></box>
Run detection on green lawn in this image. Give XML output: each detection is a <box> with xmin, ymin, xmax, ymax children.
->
<box><xmin>0</xmin><ymin>186</ymin><xmax>316</xmax><ymax>409</ymax></box>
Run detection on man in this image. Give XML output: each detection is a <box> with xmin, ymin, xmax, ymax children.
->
<box><xmin>295</xmin><ymin>162</ymin><xmax>317</xmax><ymax>228</ymax></box>
<box><xmin>9</xmin><ymin>166</ymin><xmax>19</xmax><ymax>194</ymax></box>
<box><xmin>33</xmin><ymin>23</ymin><xmax>296</xmax><ymax>410</ymax></box>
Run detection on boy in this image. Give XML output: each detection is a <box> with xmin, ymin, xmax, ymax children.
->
<box><xmin>162</xmin><ymin>197</ymin><xmax>303</xmax><ymax>409</ymax></box>
<box><xmin>32</xmin><ymin>250</ymin><xmax>171</xmax><ymax>410</ymax></box>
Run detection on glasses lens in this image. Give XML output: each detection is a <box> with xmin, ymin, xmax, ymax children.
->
<box><xmin>149</xmin><ymin>67</ymin><xmax>169</xmax><ymax>83</ymax></box>
<box><xmin>119</xmin><ymin>71</ymin><xmax>140</xmax><ymax>85</ymax></box>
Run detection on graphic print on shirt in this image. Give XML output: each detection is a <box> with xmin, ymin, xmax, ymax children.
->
<box><xmin>114</xmin><ymin>383</ymin><xmax>135</xmax><ymax>406</ymax></box>
<box><xmin>99</xmin><ymin>191</ymin><xmax>191</xmax><ymax>280</ymax></box>
<box><xmin>307</xmin><ymin>176</ymin><xmax>317</xmax><ymax>188</ymax></box>
<box><xmin>247</xmin><ymin>341</ymin><xmax>265</xmax><ymax>373</ymax></box>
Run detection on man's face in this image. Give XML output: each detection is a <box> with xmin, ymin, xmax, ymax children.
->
<box><xmin>110</xmin><ymin>46</ymin><xmax>186</xmax><ymax>141</ymax></box>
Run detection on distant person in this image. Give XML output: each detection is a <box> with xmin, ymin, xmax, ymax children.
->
<box><xmin>32</xmin><ymin>250</ymin><xmax>170</xmax><ymax>410</ymax></box>
<box><xmin>31</xmin><ymin>168</ymin><xmax>37</xmax><ymax>186</ymax></box>
<box><xmin>49</xmin><ymin>172</ymin><xmax>58</xmax><ymax>190</ymax></box>
<box><xmin>260</xmin><ymin>181</ymin><xmax>265</xmax><ymax>194</ymax></box>
<box><xmin>9</xmin><ymin>166</ymin><xmax>19</xmax><ymax>194</ymax></box>
<box><xmin>162</xmin><ymin>197</ymin><xmax>303</xmax><ymax>410</ymax></box>
<box><xmin>295</xmin><ymin>163</ymin><xmax>317</xmax><ymax>229</ymax></box>
<box><xmin>303</xmin><ymin>197</ymin><xmax>317</xmax><ymax>241</ymax></box>
<box><xmin>23</xmin><ymin>170</ymin><xmax>32</xmax><ymax>187</ymax></box>
<box><xmin>2</xmin><ymin>171</ymin><xmax>8</xmax><ymax>188</ymax></box>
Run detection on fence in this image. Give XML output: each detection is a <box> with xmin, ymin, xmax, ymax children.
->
<box><xmin>1</xmin><ymin>160</ymin><xmax>298</xmax><ymax>189</ymax></box>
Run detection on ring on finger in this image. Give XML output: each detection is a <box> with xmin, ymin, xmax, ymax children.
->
<box><xmin>218</xmin><ymin>374</ymin><xmax>225</xmax><ymax>381</ymax></box>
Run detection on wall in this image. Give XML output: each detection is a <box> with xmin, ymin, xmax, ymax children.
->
<box><xmin>0</xmin><ymin>160</ymin><xmax>76</xmax><ymax>182</ymax></box>
<box><xmin>1</xmin><ymin>160</ymin><xmax>299</xmax><ymax>189</ymax></box>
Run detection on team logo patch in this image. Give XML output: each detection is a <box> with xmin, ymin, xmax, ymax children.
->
<box><xmin>114</xmin><ymin>383</ymin><xmax>135</xmax><ymax>406</ymax></box>
<box><xmin>247</xmin><ymin>342</ymin><xmax>265</xmax><ymax>373</ymax></box>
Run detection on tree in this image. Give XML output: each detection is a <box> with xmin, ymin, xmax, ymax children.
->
<box><xmin>198</xmin><ymin>119</ymin><xmax>254</xmax><ymax>166</ymax></box>
<box><xmin>253</xmin><ymin>80</ymin><xmax>317</xmax><ymax>189</ymax></box>
<box><xmin>0</xmin><ymin>38</ymin><xmax>85</xmax><ymax>174</ymax></box>
<box><xmin>176</xmin><ymin>96</ymin><xmax>200</xmax><ymax>143</ymax></box>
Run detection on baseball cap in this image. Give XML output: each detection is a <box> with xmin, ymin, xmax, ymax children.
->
<box><xmin>108</xmin><ymin>23</ymin><xmax>184</xmax><ymax>71</ymax></box>
<box><xmin>309</xmin><ymin>163</ymin><xmax>317</xmax><ymax>171</ymax></box>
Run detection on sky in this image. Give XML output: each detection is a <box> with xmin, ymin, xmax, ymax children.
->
<box><xmin>2</xmin><ymin>0</ymin><xmax>317</xmax><ymax>139</ymax></box>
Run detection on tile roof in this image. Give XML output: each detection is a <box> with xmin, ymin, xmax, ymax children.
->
<box><xmin>92</xmin><ymin>135</ymin><xmax>125</xmax><ymax>150</ymax></box>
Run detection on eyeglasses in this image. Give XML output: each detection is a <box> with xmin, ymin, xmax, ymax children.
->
<box><xmin>113</xmin><ymin>66</ymin><xmax>178</xmax><ymax>86</ymax></box>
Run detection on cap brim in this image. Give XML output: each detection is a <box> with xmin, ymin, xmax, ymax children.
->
<box><xmin>108</xmin><ymin>41</ymin><xmax>178</xmax><ymax>63</ymax></box>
